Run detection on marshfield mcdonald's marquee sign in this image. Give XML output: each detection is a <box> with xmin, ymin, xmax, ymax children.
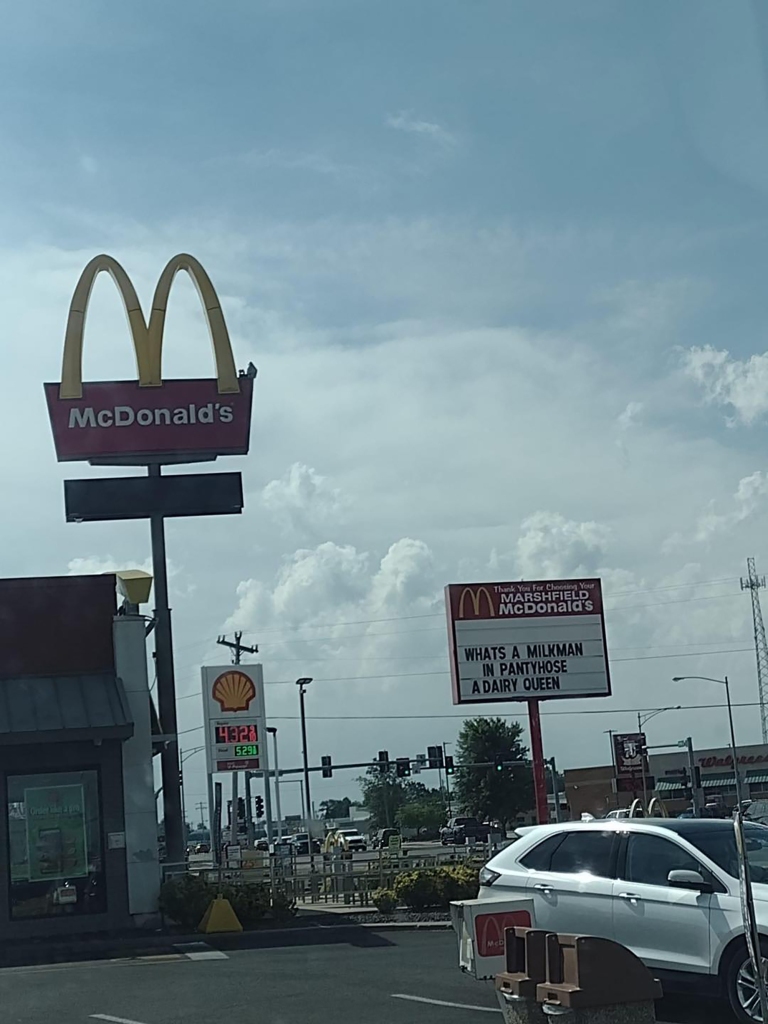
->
<box><xmin>445</xmin><ymin>578</ymin><xmax>611</xmax><ymax>705</ymax></box>
<box><xmin>44</xmin><ymin>253</ymin><xmax>253</xmax><ymax>463</ymax></box>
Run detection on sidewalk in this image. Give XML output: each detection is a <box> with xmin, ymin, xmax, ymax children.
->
<box><xmin>0</xmin><ymin>910</ymin><xmax>450</xmax><ymax>970</ymax></box>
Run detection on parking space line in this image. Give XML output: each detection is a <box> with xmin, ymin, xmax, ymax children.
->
<box><xmin>90</xmin><ymin>1015</ymin><xmax>150</xmax><ymax>1024</ymax></box>
<box><xmin>174</xmin><ymin>942</ymin><xmax>228</xmax><ymax>961</ymax></box>
<box><xmin>391</xmin><ymin>994</ymin><xmax>499</xmax><ymax>1013</ymax></box>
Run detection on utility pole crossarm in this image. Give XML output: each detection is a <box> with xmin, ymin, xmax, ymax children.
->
<box><xmin>217</xmin><ymin>631</ymin><xmax>258</xmax><ymax>665</ymax></box>
<box><xmin>741</xmin><ymin>557</ymin><xmax>768</xmax><ymax>743</ymax></box>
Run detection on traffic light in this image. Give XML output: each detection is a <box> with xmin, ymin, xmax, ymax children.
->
<box><xmin>427</xmin><ymin>745</ymin><xmax>444</xmax><ymax>769</ymax></box>
<box><xmin>445</xmin><ymin>755</ymin><xmax>455</xmax><ymax>776</ymax></box>
<box><xmin>396</xmin><ymin>757</ymin><xmax>411</xmax><ymax>778</ymax></box>
<box><xmin>321</xmin><ymin>755</ymin><xmax>333</xmax><ymax>778</ymax></box>
<box><xmin>178</xmin><ymin>770</ymin><xmax>183</xmax><ymax>787</ymax></box>
<box><xmin>378</xmin><ymin>750</ymin><xmax>390</xmax><ymax>774</ymax></box>
<box><xmin>237</xmin><ymin>797</ymin><xmax>246</xmax><ymax>821</ymax></box>
<box><xmin>254</xmin><ymin>794</ymin><xmax>264</xmax><ymax>818</ymax></box>
<box><xmin>494</xmin><ymin>755</ymin><xmax>505</xmax><ymax>773</ymax></box>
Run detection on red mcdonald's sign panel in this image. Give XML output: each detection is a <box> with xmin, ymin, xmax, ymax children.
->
<box><xmin>474</xmin><ymin>909</ymin><xmax>532</xmax><ymax>957</ymax></box>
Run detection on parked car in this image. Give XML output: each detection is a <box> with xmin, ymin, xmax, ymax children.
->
<box><xmin>335</xmin><ymin>827</ymin><xmax>367</xmax><ymax>851</ymax></box>
<box><xmin>292</xmin><ymin>832</ymin><xmax>321</xmax><ymax>855</ymax></box>
<box><xmin>372</xmin><ymin>828</ymin><xmax>401</xmax><ymax>850</ymax></box>
<box><xmin>477</xmin><ymin>817</ymin><xmax>768</xmax><ymax>1023</ymax></box>
<box><xmin>440</xmin><ymin>816</ymin><xmax>491</xmax><ymax>845</ymax></box>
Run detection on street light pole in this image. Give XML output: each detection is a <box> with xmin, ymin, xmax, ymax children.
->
<box><xmin>637</xmin><ymin>707</ymin><xmax>682</xmax><ymax>813</ymax></box>
<box><xmin>296</xmin><ymin>678</ymin><xmax>313</xmax><ymax>830</ymax></box>
<box><xmin>723</xmin><ymin>676</ymin><xmax>745</xmax><ymax>808</ymax></box>
<box><xmin>267</xmin><ymin>726</ymin><xmax>282</xmax><ymax>840</ymax></box>
<box><xmin>673</xmin><ymin>675</ymin><xmax>767</xmax><ymax>1021</ymax></box>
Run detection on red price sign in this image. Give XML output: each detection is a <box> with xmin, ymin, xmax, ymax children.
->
<box><xmin>215</xmin><ymin>723</ymin><xmax>258</xmax><ymax>745</ymax></box>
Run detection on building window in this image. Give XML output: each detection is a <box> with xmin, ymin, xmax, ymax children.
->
<box><xmin>7</xmin><ymin>770</ymin><xmax>105</xmax><ymax>920</ymax></box>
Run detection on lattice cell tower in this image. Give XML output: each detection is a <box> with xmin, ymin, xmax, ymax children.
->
<box><xmin>741</xmin><ymin>557</ymin><xmax>768</xmax><ymax>743</ymax></box>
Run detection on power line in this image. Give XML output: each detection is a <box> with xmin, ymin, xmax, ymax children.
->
<box><xmin>174</xmin><ymin>642</ymin><xmax>753</xmax><ymax>700</ymax></box>
<box><xmin>176</xmin><ymin>700</ymin><xmax>765</xmax><ymax>736</ymax></box>
<box><xmin>172</xmin><ymin>576</ymin><xmax>744</xmax><ymax>656</ymax></box>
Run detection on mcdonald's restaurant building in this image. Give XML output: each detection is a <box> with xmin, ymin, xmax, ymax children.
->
<box><xmin>0</xmin><ymin>573</ymin><xmax>159</xmax><ymax>941</ymax></box>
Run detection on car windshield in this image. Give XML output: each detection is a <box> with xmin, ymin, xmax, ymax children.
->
<box><xmin>684</xmin><ymin>824</ymin><xmax>768</xmax><ymax>883</ymax></box>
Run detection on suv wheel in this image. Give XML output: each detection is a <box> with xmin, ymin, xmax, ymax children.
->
<box><xmin>725</xmin><ymin>938</ymin><xmax>768</xmax><ymax>1022</ymax></box>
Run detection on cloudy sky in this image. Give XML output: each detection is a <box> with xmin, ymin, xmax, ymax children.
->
<box><xmin>7</xmin><ymin>0</ymin><xmax>768</xmax><ymax>817</ymax></box>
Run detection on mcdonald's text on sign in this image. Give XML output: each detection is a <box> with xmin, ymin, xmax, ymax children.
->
<box><xmin>445</xmin><ymin>578</ymin><xmax>610</xmax><ymax>705</ymax></box>
<box><xmin>44</xmin><ymin>254</ymin><xmax>254</xmax><ymax>464</ymax></box>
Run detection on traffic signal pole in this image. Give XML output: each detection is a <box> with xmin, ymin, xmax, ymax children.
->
<box><xmin>244</xmin><ymin>771</ymin><xmax>255</xmax><ymax>844</ymax></box>
<box><xmin>528</xmin><ymin>699</ymin><xmax>549</xmax><ymax>824</ymax></box>
<box><xmin>443</xmin><ymin>741</ymin><xmax>452</xmax><ymax>817</ymax></box>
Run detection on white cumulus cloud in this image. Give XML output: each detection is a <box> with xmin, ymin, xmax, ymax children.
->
<box><xmin>683</xmin><ymin>345</ymin><xmax>768</xmax><ymax>424</ymax></box>
<box><xmin>515</xmin><ymin>511</ymin><xmax>612</xmax><ymax>580</ymax></box>
<box><xmin>261</xmin><ymin>463</ymin><xmax>345</xmax><ymax>538</ymax></box>
<box><xmin>385</xmin><ymin>111</ymin><xmax>456</xmax><ymax>147</ymax></box>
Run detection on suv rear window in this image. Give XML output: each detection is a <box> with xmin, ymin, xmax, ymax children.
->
<box><xmin>548</xmin><ymin>831</ymin><xmax>615</xmax><ymax>878</ymax></box>
<box><xmin>519</xmin><ymin>833</ymin><xmax>566</xmax><ymax>871</ymax></box>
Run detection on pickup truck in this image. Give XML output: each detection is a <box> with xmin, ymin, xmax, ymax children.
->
<box><xmin>440</xmin><ymin>816</ymin><xmax>491</xmax><ymax>845</ymax></box>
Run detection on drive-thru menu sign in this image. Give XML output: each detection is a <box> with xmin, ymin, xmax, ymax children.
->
<box><xmin>445</xmin><ymin>578</ymin><xmax>610</xmax><ymax>705</ymax></box>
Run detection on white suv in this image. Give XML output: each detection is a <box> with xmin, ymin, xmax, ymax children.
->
<box><xmin>478</xmin><ymin>818</ymin><xmax>768</xmax><ymax>1023</ymax></box>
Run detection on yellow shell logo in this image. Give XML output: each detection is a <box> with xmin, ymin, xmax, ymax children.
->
<box><xmin>212</xmin><ymin>670</ymin><xmax>256</xmax><ymax>712</ymax></box>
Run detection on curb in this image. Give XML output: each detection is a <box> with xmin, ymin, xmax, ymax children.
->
<box><xmin>0</xmin><ymin>918</ymin><xmax>453</xmax><ymax>968</ymax></box>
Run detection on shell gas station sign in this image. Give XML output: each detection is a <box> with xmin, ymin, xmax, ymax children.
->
<box><xmin>202</xmin><ymin>664</ymin><xmax>268</xmax><ymax>775</ymax></box>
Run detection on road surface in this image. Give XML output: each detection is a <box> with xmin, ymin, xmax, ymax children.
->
<box><xmin>0</xmin><ymin>929</ymin><xmax>733</xmax><ymax>1024</ymax></box>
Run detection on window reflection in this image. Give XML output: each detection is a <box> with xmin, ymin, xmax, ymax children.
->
<box><xmin>7</xmin><ymin>771</ymin><xmax>105</xmax><ymax>920</ymax></box>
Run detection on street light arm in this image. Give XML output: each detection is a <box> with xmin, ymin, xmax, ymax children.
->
<box><xmin>672</xmin><ymin>675</ymin><xmax>726</xmax><ymax>685</ymax></box>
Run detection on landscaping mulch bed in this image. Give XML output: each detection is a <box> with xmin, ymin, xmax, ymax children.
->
<box><xmin>336</xmin><ymin>909</ymin><xmax>451</xmax><ymax>925</ymax></box>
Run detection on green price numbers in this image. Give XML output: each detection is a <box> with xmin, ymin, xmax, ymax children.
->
<box><xmin>234</xmin><ymin>744</ymin><xmax>259</xmax><ymax>757</ymax></box>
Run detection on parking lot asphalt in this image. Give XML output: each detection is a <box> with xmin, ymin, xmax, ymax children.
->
<box><xmin>0</xmin><ymin>930</ymin><xmax>735</xmax><ymax>1024</ymax></box>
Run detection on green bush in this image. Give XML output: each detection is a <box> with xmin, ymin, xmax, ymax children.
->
<box><xmin>436</xmin><ymin>864</ymin><xmax>479</xmax><ymax>904</ymax></box>
<box><xmin>393</xmin><ymin>869</ymin><xmax>442</xmax><ymax>910</ymax></box>
<box><xmin>393</xmin><ymin>865</ymin><xmax>479</xmax><ymax>910</ymax></box>
<box><xmin>373</xmin><ymin>888</ymin><xmax>398</xmax><ymax>914</ymax></box>
<box><xmin>270</xmin><ymin>888</ymin><xmax>298</xmax><ymax>921</ymax></box>
<box><xmin>221</xmin><ymin>882</ymin><xmax>271</xmax><ymax>928</ymax></box>
<box><xmin>159</xmin><ymin>874</ymin><xmax>214</xmax><ymax>931</ymax></box>
<box><xmin>159</xmin><ymin>875</ymin><xmax>295</xmax><ymax>930</ymax></box>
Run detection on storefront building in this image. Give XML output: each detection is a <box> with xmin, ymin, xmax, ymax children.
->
<box><xmin>650</xmin><ymin>743</ymin><xmax>768</xmax><ymax>812</ymax></box>
<box><xmin>0</xmin><ymin>574</ymin><xmax>159</xmax><ymax>940</ymax></box>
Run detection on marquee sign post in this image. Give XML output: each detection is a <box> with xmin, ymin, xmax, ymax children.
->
<box><xmin>45</xmin><ymin>254</ymin><xmax>255</xmax><ymax>864</ymax></box>
<box><xmin>445</xmin><ymin>578</ymin><xmax>611</xmax><ymax>824</ymax></box>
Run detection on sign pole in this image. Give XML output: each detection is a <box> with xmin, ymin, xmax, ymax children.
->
<box><xmin>150</xmin><ymin>464</ymin><xmax>184</xmax><ymax>865</ymax></box>
<box><xmin>528</xmin><ymin>699</ymin><xmax>548</xmax><ymax>824</ymax></box>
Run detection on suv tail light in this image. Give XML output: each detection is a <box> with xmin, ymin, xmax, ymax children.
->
<box><xmin>479</xmin><ymin>866</ymin><xmax>501</xmax><ymax>887</ymax></box>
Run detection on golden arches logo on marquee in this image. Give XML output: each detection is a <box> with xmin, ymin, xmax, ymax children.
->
<box><xmin>457</xmin><ymin>586</ymin><xmax>495</xmax><ymax>619</ymax></box>
<box><xmin>45</xmin><ymin>253</ymin><xmax>254</xmax><ymax>464</ymax></box>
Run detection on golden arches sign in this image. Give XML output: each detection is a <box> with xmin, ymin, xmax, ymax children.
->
<box><xmin>457</xmin><ymin>586</ymin><xmax>495</xmax><ymax>619</ymax></box>
<box><xmin>60</xmin><ymin>253</ymin><xmax>240</xmax><ymax>399</ymax></box>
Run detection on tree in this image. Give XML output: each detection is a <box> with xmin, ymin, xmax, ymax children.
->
<box><xmin>319</xmin><ymin>797</ymin><xmax>352</xmax><ymax>820</ymax></box>
<box><xmin>453</xmin><ymin>717</ymin><xmax>533</xmax><ymax>827</ymax></box>
<box><xmin>358</xmin><ymin>766</ymin><xmax>407</xmax><ymax>829</ymax></box>
<box><xmin>396</xmin><ymin>791</ymin><xmax>446</xmax><ymax>832</ymax></box>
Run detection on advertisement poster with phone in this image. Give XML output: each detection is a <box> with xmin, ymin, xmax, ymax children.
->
<box><xmin>24</xmin><ymin>784</ymin><xmax>88</xmax><ymax>881</ymax></box>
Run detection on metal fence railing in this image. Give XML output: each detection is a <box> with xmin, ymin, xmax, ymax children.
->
<box><xmin>191</xmin><ymin>845</ymin><xmax>494</xmax><ymax>906</ymax></box>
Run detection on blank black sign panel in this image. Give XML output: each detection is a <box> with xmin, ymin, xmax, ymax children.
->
<box><xmin>64</xmin><ymin>472</ymin><xmax>244</xmax><ymax>521</ymax></box>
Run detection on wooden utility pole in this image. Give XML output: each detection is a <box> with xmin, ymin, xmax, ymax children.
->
<box><xmin>216</xmin><ymin>632</ymin><xmax>259</xmax><ymax>845</ymax></box>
